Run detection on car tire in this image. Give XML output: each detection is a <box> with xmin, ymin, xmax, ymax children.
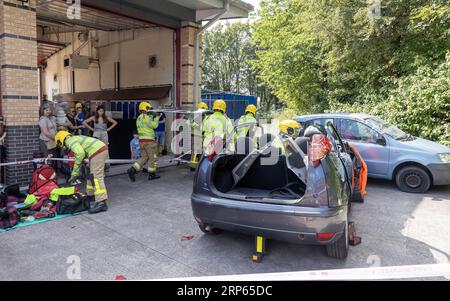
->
<box><xmin>326</xmin><ymin>221</ymin><xmax>349</xmax><ymax>259</ymax></box>
<box><xmin>198</xmin><ymin>223</ymin><xmax>223</xmax><ymax>235</ymax></box>
<box><xmin>395</xmin><ymin>166</ymin><xmax>431</xmax><ymax>193</ymax></box>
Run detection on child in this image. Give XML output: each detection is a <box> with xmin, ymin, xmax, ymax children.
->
<box><xmin>130</xmin><ymin>131</ymin><xmax>141</xmax><ymax>160</ymax></box>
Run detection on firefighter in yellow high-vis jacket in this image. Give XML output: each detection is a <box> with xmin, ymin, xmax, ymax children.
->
<box><xmin>55</xmin><ymin>130</ymin><xmax>109</xmax><ymax>214</ymax></box>
<box><xmin>127</xmin><ymin>101</ymin><xmax>161</xmax><ymax>181</ymax></box>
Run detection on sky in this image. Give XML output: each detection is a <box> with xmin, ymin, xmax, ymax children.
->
<box><xmin>245</xmin><ymin>0</ymin><xmax>261</xmax><ymax>11</ymax></box>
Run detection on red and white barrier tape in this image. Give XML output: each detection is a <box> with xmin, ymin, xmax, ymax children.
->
<box><xmin>160</xmin><ymin>264</ymin><xmax>450</xmax><ymax>281</ymax></box>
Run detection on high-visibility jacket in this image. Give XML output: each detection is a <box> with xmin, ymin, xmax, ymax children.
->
<box><xmin>236</xmin><ymin>113</ymin><xmax>257</xmax><ymax>138</ymax></box>
<box><xmin>203</xmin><ymin>111</ymin><xmax>233</xmax><ymax>149</ymax></box>
<box><xmin>271</xmin><ymin>135</ymin><xmax>286</xmax><ymax>153</ymax></box>
<box><xmin>65</xmin><ymin>135</ymin><xmax>106</xmax><ymax>176</ymax></box>
<box><xmin>136</xmin><ymin>113</ymin><xmax>159</xmax><ymax>140</ymax></box>
<box><xmin>189</xmin><ymin>114</ymin><xmax>209</xmax><ymax>137</ymax></box>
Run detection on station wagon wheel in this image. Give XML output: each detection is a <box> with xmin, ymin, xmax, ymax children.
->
<box><xmin>395</xmin><ymin>165</ymin><xmax>431</xmax><ymax>193</ymax></box>
<box><xmin>326</xmin><ymin>221</ymin><xmax>349</xmax><ymax>259</ymax></box>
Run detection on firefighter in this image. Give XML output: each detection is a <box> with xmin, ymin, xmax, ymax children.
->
<box><xmin>203</xmin><ymin>99</ymin><xmax>233</xmax><ymax>156</ymax></box>
<box><xmin>236</xmin><ymin>104</ymin><xmax>258</xmax><ymax>143</ymax></box>
<box><xmin>189</xmin><ymin>101</ymin><xmax>210</xmax><ymax>167</ymax></box>
<box><xmin>55</xmin><ymin>130</ymin><xmax>109</xmax><ymax>214</ymax></box>
<box><xmin>127</xmin><ymin>101</ymin><xmax>161</xmax><ymax>181</ymax></box>
<box><xmin>272</xmin><ymin>119</ymin><xmax>302</xmax><ymax>152</ymax></box>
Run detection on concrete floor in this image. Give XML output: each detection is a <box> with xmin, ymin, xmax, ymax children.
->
<box><xmin>1</xmin><ymin>165</ymin><xmax>449</xmax><ymax>280</ymax></box>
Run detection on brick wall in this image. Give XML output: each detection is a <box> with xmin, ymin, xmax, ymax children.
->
<box><xmin>4</xmin><ymin>125</ymin><xmax>40</xmax><ymax>185</ymax></box>
<box><xmin>180</xmin><ymin>22</ymin><xmax>202</xmax><ymax>110</ymax></box>
<box><xmin>0</xmin><ymin>0</ymin><xmax>40</xmax><ymax>186</ymax></box>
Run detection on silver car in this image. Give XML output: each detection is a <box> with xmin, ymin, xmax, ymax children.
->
<box><xmin>295</xmin><ymin>113</ymin><xmax>450</xmax><ymax>193</ymax></box>
<box><xmin>191</xmin><ymin>122</ymin><xmax>364</xmax><ymax>259</ymax></box>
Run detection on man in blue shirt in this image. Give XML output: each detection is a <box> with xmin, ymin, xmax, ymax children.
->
<box><xmin>155</xmin><ymin>111</ymin><xmax>166</xmax><ymax>155</ymax></box>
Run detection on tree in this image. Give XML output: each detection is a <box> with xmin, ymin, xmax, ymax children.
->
<box><xmin>252</xmin><ymin>0</ymin><xmax>449</xmax><ymax>112</ymax></box>
<box><xmin>202</xmin><ymin>22</ymin><xmax>279</xmax><ymax>118</ymax></box>
<box><xmin>252</xmin><ymin>0</ymin><xmax>449</xmax><ymax>143</ymax></box>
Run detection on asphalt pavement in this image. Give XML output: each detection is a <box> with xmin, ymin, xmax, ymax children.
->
<box><xmin>1</xmin><ymin>165</ymin><xmax>449</xmax><ymax>280</ymax></box>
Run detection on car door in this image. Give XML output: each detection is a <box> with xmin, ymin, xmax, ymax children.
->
<box><xmin>338</xmin><ymin>118</ymin><xmax>389</xmax><ymax>176</ymax></box>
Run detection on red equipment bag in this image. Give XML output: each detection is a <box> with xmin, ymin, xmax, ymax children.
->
<box><xmin>28</xmin><ymin>165</ymin><xmax>59</xmax><ymax>211</ymax></box>
<box><xmin>28</xmin><ymin>165</ymin><xmax>58</xmax><ymax>195</ymax></box>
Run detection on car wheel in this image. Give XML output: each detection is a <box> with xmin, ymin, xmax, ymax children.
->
<box><xmin>395</xmin><ymin>166</ymin><xmax>431</xmax><ymax>193</ymax></box>
<box><xmin>326</xmin><ymin>221</ymin><xmax>349</xmax><ymax>259</ymax></box>
<box><xmin>198</xmin><ymin>223</ymin><xmax>223</xmax><ymax>235</ymax></box>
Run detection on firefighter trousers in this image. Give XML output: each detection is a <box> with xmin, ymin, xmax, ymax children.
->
<box><xmin>87</xmin><ymin>150</ymin><xmax>108</xmax><ymax>203</ymax></box>
<box><xmin>133</xmin><ymin>141</ymin><xmax>158</xmax><ymax>173</ymax></box>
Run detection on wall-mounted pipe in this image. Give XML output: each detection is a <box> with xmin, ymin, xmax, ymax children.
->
<box><xmin>193</xmin><ymin>0</ymin><xmax>230</xmax><ymax>108</ymax></box>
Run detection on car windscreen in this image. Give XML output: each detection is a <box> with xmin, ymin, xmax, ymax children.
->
<box><xmin>364</xmin><ymin>117</ymin><xmax>409</xmax><ymax>140</ymax></box>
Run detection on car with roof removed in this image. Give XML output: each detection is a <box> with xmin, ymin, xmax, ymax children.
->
<box><xmin>191</xmin><ymin>121</ymin><xmax>366</xmax><ymax>259</ymax></box>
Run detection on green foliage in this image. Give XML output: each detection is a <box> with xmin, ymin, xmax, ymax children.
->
<box><xmin>330</xmin><ymin>53</ymin><xmax>450</xmax><ymax>146</ymax></box>
<box><xmin>202</xmin><ymin>22</ymin><xmax>280</xmax><ymax>119</ymax></box>
<box><xmin>252</xmin><ymin>0</ymin><xmax>450</xmax><ymax>144</ymax></box>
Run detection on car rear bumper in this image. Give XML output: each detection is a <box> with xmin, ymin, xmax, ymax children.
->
<box><xmin>427</xmin><ymin>163</ymin><xmax>450</xmax><ymax>185</ymax></box>
<box><xmin>191</xmin><ymin>193</ymin><xmax>347</xmax><ymax>245</ymax></box>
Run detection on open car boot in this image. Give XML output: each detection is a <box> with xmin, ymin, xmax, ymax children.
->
<box><xmin>212</xmin><ymin>132</ymin><xmax>308</xmax><ymax>203</ymax></box>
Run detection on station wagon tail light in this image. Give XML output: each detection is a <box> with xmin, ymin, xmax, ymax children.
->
<box><xmin>316</xmin><ymin>232</ymin><xmax>336</xmax><ymax>241</ymax></box>
<box><xmin>309</xmin><ymin>134</ymin><xmax>332</xmax><ymax>167</ymax></box>
<box><xmin>205</xmin><ymin>136</ymin><xmax>223</xmax><ymax>161</ymax></box>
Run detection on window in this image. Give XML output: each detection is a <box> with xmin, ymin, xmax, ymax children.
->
<box><xmin>311</xmin><ymin>118</ymin><xmax>334</xmax><ymax>127</ymax></box>
<box><xmin>339</xmin><ymin>119</ymin><xmax>381</xmax><ymax>144</ymax></box>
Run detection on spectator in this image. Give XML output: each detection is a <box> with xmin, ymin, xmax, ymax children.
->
<box><xmin>39</xmin><ymin>102</ymin><xmax>57</xmax><ymax>158</ymax></box>
<box><xmin>155</xmin><ymin>110</ymin><xmax>167</xmax><ymax>155</ymax></box>
<box><xmin>75</xmin><ymin>102</ymin><xmax>88</xmax><ymax>135</ymax></box>
<box><xmin>0</xmin><ymin>115</ymin><xmax>6</xmax><ymax>184</ymax></box>
<box><xmin>83</xmin><ymin>105</ymin><xmax>118</xmax><ymax>145</ymax></box>
<box><xmin>66</xmin><ymin>106</ymin><xmax>82</xmax><ymax>134</ymax></box>
<box><xmin>130</xmin><ymin>131</ymin><xmax>141</xmax><ymax>160</ymax></box>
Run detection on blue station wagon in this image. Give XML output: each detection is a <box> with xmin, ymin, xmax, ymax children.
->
<box><xmin>295</xmin><ymin>113</ymin><xmax>450</xmax><ymax>193</ymax></box>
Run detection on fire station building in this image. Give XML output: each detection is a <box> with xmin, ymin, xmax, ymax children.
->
<box><xmin>0</xmin><ymin>0</ymin><xmax>252</xmax><ymax>185</ymax></box>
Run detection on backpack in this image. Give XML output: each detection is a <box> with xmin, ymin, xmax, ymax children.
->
<box><xmin>28</xmin><ymin>165</ymin><xmax>57</xmax><ymax>195</ymax></box>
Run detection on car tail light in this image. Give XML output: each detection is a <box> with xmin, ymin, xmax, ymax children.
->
<box><xmin>316</xmin><ymin>232</ymin><xmax>336</xmax><ymax>241</ymax></box>
<box><xmin>309</xmin><ymin>134</ymin><xmax>332</xmax><ymax>167</ymax></box>
<box><xmin>205</xmin><ymin>136</ymin><xmax>224</xmax><ymax>161</ymax></box>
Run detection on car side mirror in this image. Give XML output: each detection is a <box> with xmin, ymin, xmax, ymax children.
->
<box><xmin>376</xmin><ymin>137</ymin><xmax>386</xmax><ymax>146</ymax></box>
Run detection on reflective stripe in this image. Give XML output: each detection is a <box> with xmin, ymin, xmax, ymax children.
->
<box><xmin>86</xmin><ymin>184</ymin><xmax>94</xmax><ymax>190</ymax></box>
<box><xmin>93</xmin><ymin>179</ymin><xmax>107</xmax><ymax>195</ymax></box>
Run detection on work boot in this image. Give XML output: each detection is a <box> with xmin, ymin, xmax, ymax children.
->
<box><xmin>127</xmin><ymin>167</ymin><xmax>136</xmax><ymax>182</ymax></box>
<box><xmin>88</xmin><ymin>201</ymin><xmax>108</xmax><ymax>214</ymax></box>
<box><xmin>148</xmin><ymin>173</ymin><xmax>161</xmax><ymax>180</ymax></box>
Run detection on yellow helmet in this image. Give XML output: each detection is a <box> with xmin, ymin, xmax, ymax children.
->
<box><xmin>139</xmin><ymin>101</ymin><xmax>152</xmax><ymax>112</ymax></box>
<box><xmin>279</xmin><ymin>120</ymin><xmax>301</xmax><ymax>137</ymax></box>
<box><xmin>197</xmin><ymin>101</ymin><xmax>208</xmax><ymax>110</ymax></box>
<box><xmin>75</xmin><ymin>103</ymin><xmax>83</xmax><ymax>109</ymax></box>
<box><xmin>55</xmin><ymin>130</ymin><xmax>71</xmax><ymax>147</ymax></box>
<box><xmin>212</xmin><ymin>99</ymin><xmax>226</xmax><ymax>113</ymax></box>
<box><xmin>245</xmin><ymin>104</ymin><xmax>257</xmax><ymax>116</ymax></box>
